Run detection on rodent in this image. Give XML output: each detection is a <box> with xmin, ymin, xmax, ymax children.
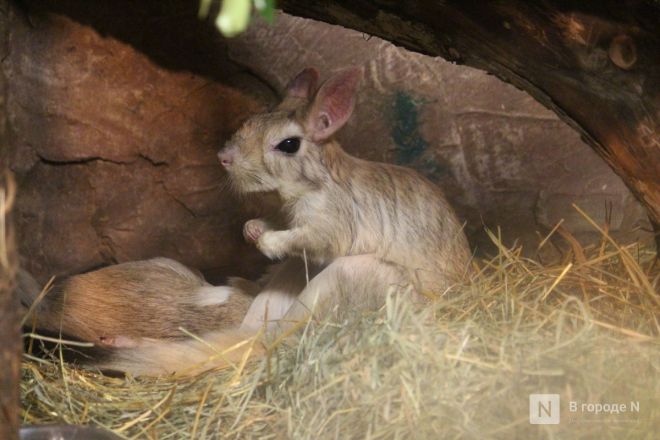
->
<box><xmin>19</xmin><ymin>258</ymin><xmax>261</xmax><ymax>376</ymax></box>
<box><xmin>218</xmin><ymin>66</ymin><xmax>471</xmax><ymax>307</ymax></box>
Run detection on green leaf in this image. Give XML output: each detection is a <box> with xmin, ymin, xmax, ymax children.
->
<box><xmin>255</xmin><ymin>0</ymin><xmax>276</xmax><ymax>24</ymax></box>
<box><xmin>216</xmin><ymin>0</ymin><xmax>252</xmax><ymax>37</ymax></box>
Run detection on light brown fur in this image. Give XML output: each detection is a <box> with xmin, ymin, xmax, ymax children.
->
<box><xmin>21</xmin><ymin>258</ymin><xmax>253</xmax><ymax>347</ymax></box>
<box><xmin>93</xmin><ymin>329</ymin><xmax>264</xmax><ymax>377</ymax></box>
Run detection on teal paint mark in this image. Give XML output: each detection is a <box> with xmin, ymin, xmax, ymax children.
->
<box><xmin>391</xmin><ymin>91</ymin><xmax>446</xmax><ymax>180</ymax></box>
<box><xmin>392</xmin><ymin>91</ymin><xmax>428</xmax><ymax>165</ymax></box>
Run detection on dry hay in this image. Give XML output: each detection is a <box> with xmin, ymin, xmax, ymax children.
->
<box><xmin>21</xmin><ymin>214</ymin><xmax>660</xmax><ymax>439</ymax></box>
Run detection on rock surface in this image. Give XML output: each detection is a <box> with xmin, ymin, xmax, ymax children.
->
<box><xmin>8</xmin><ymin>1</ymin><xmax>277</xmax><ymax>283</ymax></box>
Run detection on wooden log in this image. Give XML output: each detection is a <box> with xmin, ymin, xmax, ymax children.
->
<box><xmin>0</xmin><ymin>1</ymin><xmax>20</xmax><ymax>438</ymax></box>
<box><xmin>281</xmin><ymin>0</ymin><xmax>660</xmax><ymax>246</ymax></box>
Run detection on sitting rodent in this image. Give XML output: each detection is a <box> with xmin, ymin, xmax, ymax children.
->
<box><xmin>19</xmin><ymin>258</ymin><xmax>260</xmax><ymax>376</ymax></box>
<box><xmin>219</xmin><ymin>67</ymin><xmax>471</xmax><ymax>312</ymax></box>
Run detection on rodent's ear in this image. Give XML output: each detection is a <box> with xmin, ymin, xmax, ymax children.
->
<box><xmin>285</xmin><ymin>67</ymin><xmax>320</xmax><ymax>99</ymax></box>
<box><xmin>305</xmin><ymin>67</ymin><xmax>363</xmax><ymax>142</ymax></box>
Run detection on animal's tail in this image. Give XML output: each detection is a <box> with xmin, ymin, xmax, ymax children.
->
<box><xmin>89</xmin><ymin>329</ymin><xmax>265</xmax><ymax>377</ymax></box>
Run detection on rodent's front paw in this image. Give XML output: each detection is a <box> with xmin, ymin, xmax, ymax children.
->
<box><xmin>243</xmin><ymin>219</ymin><xmax>269</xmax><ymax>243</ymax></box>
<box><xmin>256</xmin><ymin>231</ymin><xmax>288</xmax><ymax>260</ymax></box>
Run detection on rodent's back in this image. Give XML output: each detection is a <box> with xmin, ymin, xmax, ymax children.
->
<box><xmin>317</xmin><ymin>148</ymin><xmax>471</xmax><ymax>286</ymax></box>
<box><xmin>28</xmin><ymin>258</ymin><xmax>253</xmax><ymax>343</ymax></box>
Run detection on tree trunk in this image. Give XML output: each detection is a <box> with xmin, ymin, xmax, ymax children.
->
<box><xmin>281</xmin><ymin>0</ymin><xmax>660</xmax><ymax>246</ymax></box>
<box><xmin>0</xmin><ymin>0</ymin><xmax>20</xmax><ymax>438</ymax></box>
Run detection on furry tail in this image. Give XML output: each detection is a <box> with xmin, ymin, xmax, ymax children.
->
<box><xmin>90</xmin><ymin>329</ymin><xmax>265</xmax><ymax>377</ymax></box>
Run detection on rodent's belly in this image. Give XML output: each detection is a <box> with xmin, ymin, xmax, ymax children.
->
<box><xmin>312</xmin><ymin>225</ymin><xmax>427</xmax><ymax>266</ymax></box>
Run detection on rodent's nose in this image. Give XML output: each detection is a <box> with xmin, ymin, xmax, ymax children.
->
<box><xmin>218</xmin><ymin>150</ymin><xmax>233</xmax><ymax>167</ymax></box>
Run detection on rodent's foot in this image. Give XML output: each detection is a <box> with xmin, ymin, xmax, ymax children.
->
<box><xmin>243</xmin><ymin>219</ymin><xmax>269</xmax><ymax>243</ymax></box>
<box><xmin>257</xmin><ymin>231</ymin><xmax>289</xmax><ymax>260</ymax></box>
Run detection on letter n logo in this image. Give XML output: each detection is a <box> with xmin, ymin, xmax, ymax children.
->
<box><xmin>529</xmin><ymin>394</ymin><xmax>560</xmax><ymax>424</ymax></box>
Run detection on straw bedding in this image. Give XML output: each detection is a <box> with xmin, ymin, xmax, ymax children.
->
<box><xmin>20</xmin><ymin>213</ymin><xmax>659</xmax><ymax>439</ymax></box>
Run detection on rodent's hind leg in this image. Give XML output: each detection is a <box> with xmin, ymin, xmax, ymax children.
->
<box><xmin>240</xmin><ymin>257</ymin><xmax>311</xmax><ymax>333</ymax></box>
<box><xmin>227</xmin><ymin>277</ymin><xmax>262</xmax><ymax>297</ymax></box>
<box><xmin>272</xmin><ymin>255</ymin><xmax>413</xmax><ymax>337</ymax></box>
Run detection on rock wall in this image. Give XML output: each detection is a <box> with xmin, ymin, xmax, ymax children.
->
<box><xmin>7</xmin><ymin>1</ymin><xmax>277</xmax><ymax>283</ymax></box>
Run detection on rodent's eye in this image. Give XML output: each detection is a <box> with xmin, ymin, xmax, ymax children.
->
<box><xmin>274</xmin><ymin>137</ymin><xmax>301</xmax><ymax>154</ymax></box>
